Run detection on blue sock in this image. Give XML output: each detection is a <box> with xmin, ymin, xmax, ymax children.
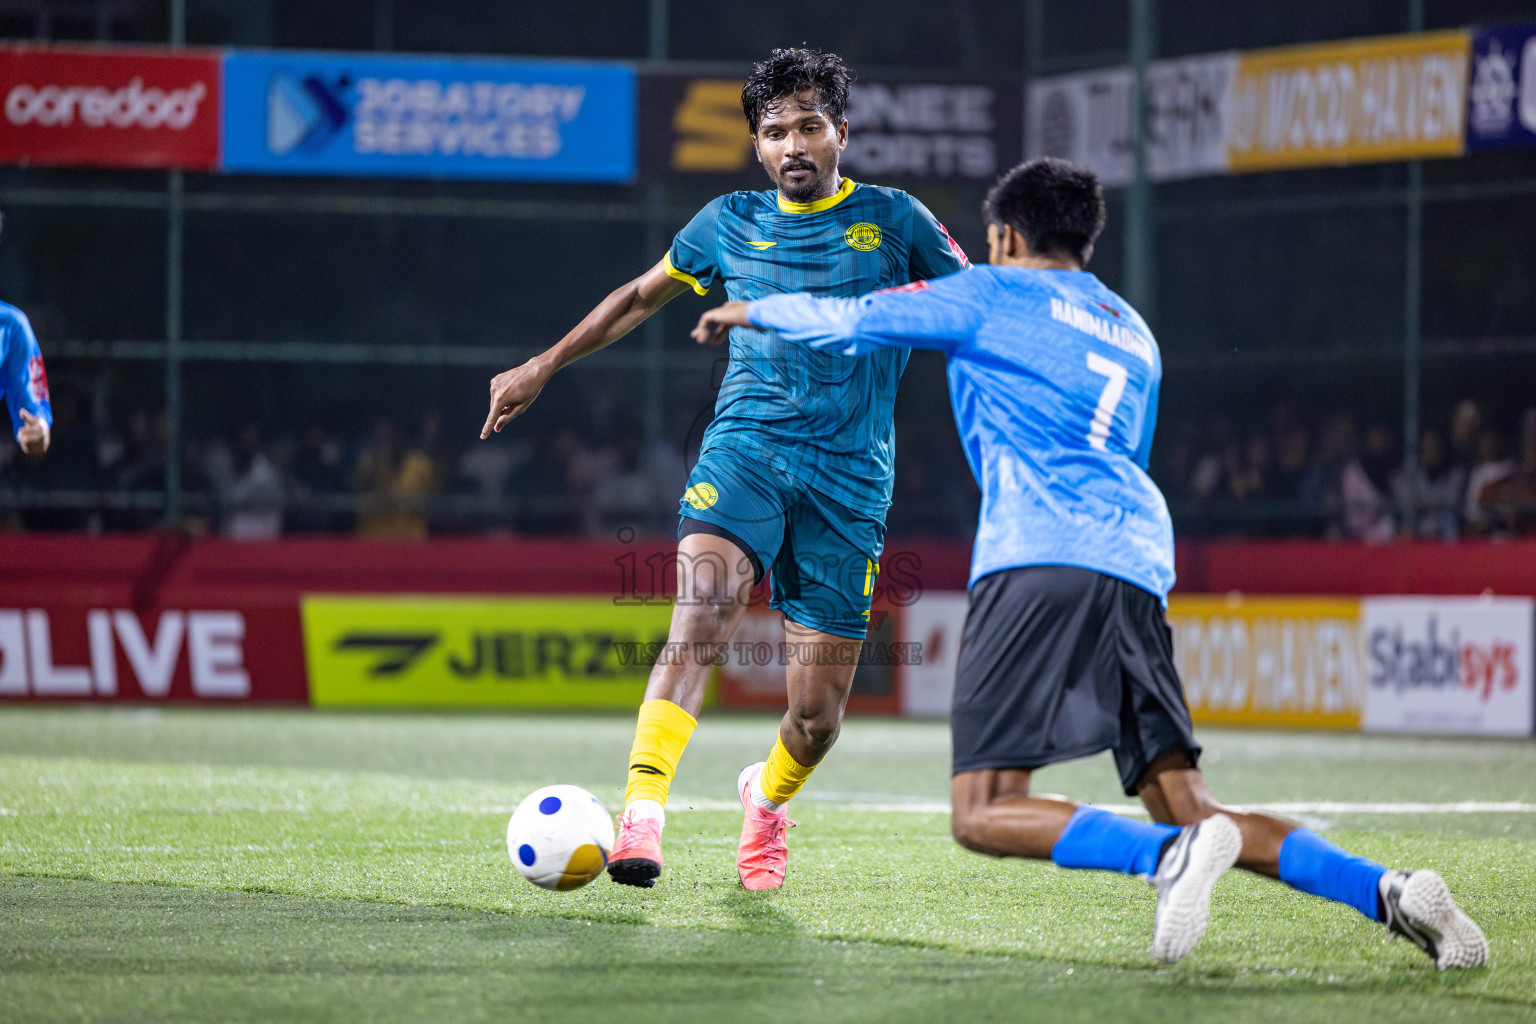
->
<box><xmin>1050</xmin><ymin>806</ymin><xmax>1180</xmax><ymax>876</ymax></box>
<box><xmin>1278</xmin><ymin>829</ymin><xmax>1388</xmax><ymax>921</ymax></box>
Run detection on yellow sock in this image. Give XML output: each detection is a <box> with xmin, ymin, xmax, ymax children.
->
<box><xmin>758</xmin><ymin>734</ymin><xmax>816</xmax><ymax>805</ymax></box>
<box><xmin>624</xmin><ymin>699</ymin><xmax>698</xmax><ymax>809</ymax></box>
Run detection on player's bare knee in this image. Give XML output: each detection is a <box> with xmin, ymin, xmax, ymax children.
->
<box><xmin>950</xmin><ymin>805</ymin><xmax>989</xmax><ymax>854</ymax></box>
<box><xmin>787</xmin><ymin>707</ymin><xmax>841</xmax><ymax>754</ymax></box>
<box><xmin>672</xmin><ymin>591</ymin><xmax>735</xmax><ymax>643</ymax></box>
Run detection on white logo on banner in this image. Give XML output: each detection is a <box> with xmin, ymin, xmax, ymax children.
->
<box><xmin>1470</xmin><ymin>40</ymin><xmax>1519</xmax><ymax>136</ymax></box>
<box><xmin>843</xmin><ymin>83</ymin><xmax>1000</xmax><ymax>179</ymax></box>
<box><xmin>1025</xmin><ymin>54</ymin><xmax>1234</xmax><ymax>186</ymax></box>
<box><xmin>0</xmin><ymin>609</ymin><xmax>250</xmax><ymax>699</ymax></box>
<box><xmin>1361</xmin><ymin>596</ymin><xmax>1534</xmax><ymax>736</ymax></box>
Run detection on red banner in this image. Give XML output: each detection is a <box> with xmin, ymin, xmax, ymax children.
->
<box><xmin>0</xmin><ymin>45</ymin><xmax>221</xmax><ymax>170</ymax></box>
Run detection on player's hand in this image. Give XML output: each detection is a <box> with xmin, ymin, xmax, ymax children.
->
<box><xmin>691</xmin><ymin>302</ymin><xmax>751</xmax><ymax>347</ymax></box>
<box><xmin>16</xmin><ymin>409</ymin><xmax>49</xmax><ymax>457</ymax></box>
<box><xmin>481</xmin><ymin>357</ymin><xmax>553</xmax><ymax>438</ymax></box>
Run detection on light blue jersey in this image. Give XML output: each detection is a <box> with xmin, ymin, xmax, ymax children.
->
<box><xmin>0</xmin><ymin>301</ymin><xmax>52</xmax><ymax>442</ymax></box>
<box><xmin>746</xmin><ymin>265</ymin><xmax>1175</xmax><ymax>602</ymax></box>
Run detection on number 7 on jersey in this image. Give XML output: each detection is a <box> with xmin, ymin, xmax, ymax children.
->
<box><xmin>1085</xmin><ymin>353</ymin><xmax>1128</xmax><ymax>451</ymax></box>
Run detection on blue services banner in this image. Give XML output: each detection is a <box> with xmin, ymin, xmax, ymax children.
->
<box><xmin>220</xmin><ymin>51</ymin><xmax>635</xmax><ymax>182</ymax></box>
<box><xmin>1467</xmin><ymin>23</ymin><xmax>1536</xmax><ymax>151</ymax></box>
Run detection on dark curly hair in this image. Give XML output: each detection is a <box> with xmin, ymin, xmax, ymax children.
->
<box><xmin>741</xmin><ymin>48</ymin><xmax>852</xmax><ymax>135</ymax></box>
<box><xmin>984</xmin><ymin>158</ymin><xmax>1106</xmax><ymax>266</ymax></box>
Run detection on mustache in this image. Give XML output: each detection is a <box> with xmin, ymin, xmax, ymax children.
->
<box><xmin>780</xmin><ymin>160</ymin><xmax>816</xmax><ymax>173</ymax></box>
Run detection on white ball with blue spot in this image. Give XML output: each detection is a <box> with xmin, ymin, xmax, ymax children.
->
<box><xmin>506</xmin><ymin>784</ymin><xmax>614</xmax><ymax>891</ymax></box>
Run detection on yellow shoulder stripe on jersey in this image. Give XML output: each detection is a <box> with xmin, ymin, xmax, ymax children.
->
<box><xmin>777</xmin><ymin>176</ymin><xmax>857</xmax><ymax>214</ymax></box>
<box><xmin>662</xmin><ymin>251</ymin><xmax>709</xmax><ymax>296</ymax></box>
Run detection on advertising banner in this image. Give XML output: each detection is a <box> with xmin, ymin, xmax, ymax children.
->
<box><xmin>1166</xmin><ymin>596</ymin><xmax>1363</xmax><ymax>729</ymax></box>
<box><xmin>302</xmin><ymin>596</ymin><xmax>673</xmax><ymax>708</ymax></box>
<box><xmin>1226</xmin><ymin>30</ymin><xmax>1469</xmax><ymax>172</ymax></box>
<box><xmin>1361</xmin><ymin>596</ymin><xmax>1534</xmax><ymax>736</ymax></box>
<box><xmin>641</xmin><ymin>74</ymin><xmax>1022</xmax><ymax>182</ymax></box>
<box><xmin>898</xmin><ymin>591</ymin><xmax>969</xmax><ymax>719</ymax></box>
<box><xmin>712</xmin><ymin>601</ymin><xmax>909</xmax><ymax>714</ymax></box>
<box><xmin>1467</xmin><ymin>23</ymin><xmax>1536</xmax><ymax>151</ymax></box>
<box><xmin>0</xmin><ymin>45</ymin><xmax>221</xmax><ymax>170</ymax></box>
<box><xmin>222</xmin><ymin>51</ymin><xmax>635</xmax><ymax>182</ymax></box>
<box><xmin>0</xmin><ymin>604</ymin><xmax>305</xmax><ymax>702</ymax></box>
<box><xmin>1026</xmin><ymin>54</ymin><xmax>1233</xmax><ymax>187</ymax></box>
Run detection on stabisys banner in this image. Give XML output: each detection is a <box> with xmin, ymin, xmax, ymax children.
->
<box><xmin>1361</xmin><ymin>596</ymin><xmax>1534</xmax><ymax>736</ymax></box>
<box><xmin>640</xmin><ymin>73</ymin><xmax>1023</xmax><ymax>183</ymax></box>
<box><xmin>0</xmin><ymin>45</ymin><xmax>221</xmax><ymax>170</ymax></box>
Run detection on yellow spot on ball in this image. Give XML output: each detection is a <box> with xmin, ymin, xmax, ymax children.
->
<box><xmin>556</xmin><ymin>844</ymin><xmax>608</xmax><ymax>891</ymax></box>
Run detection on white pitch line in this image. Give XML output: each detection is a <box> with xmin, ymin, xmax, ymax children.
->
<box><xmin>664</xmin><ymin>798</ymin><xmax>1536</xmax><ymax>816</ymax></box>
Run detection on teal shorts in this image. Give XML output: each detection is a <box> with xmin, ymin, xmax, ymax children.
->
<box><xmin>677</xmin><ymin>447</ymin><xmax>885</xmax><ymax>639</ymax></box>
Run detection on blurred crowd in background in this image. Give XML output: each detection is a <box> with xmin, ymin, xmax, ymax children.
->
<box><xmin>4</xmin><ymin>383</ymin><xmax>1535</xmax><ymax>543</ymax></box>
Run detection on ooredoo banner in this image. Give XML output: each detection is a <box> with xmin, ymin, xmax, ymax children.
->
<box><xmin>221</xmin><ymin>51</ymin><xmax>636</xmax><ymax>182</ymax></box>
<box><xmin>1361</xmin><ymin>596</ymin><xmax>1534</xmax><ymax>736</ymax></box>
<box><xmin>0</xmin><ymin>45</ymin><xmax>221</xmax><ymax>170</ymax></box>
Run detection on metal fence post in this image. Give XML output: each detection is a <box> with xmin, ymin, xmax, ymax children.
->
<box><xmin>164</xmin><ymin>0</ymin><xmax>186</xmax><ymax>526</ymax></box>
<box><xmin>1125</xmin><ymin>0</ymin><xmax>1156</xmax><ymax>322</ymax></box>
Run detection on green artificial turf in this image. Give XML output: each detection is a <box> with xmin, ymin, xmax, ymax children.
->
<box><xmin>1</xmin><ymin>708</ymin><xmax>1534</xmax><ymax>1023</ymax></box>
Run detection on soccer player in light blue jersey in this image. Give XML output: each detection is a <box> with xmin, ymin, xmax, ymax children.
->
<box><xmin>692</xmin><ymin>158</ymin><xmax>1487</xmax><ymax>968</ymax></box>
<box><xmin>0</xmin><ymin>212</ymin><xmax>52</xmax><ymax>461</ymax></box>
<box><xmin>481</xmin><ymin>50</ymin><xmax>968</xmax><ymax>891</ymax></box>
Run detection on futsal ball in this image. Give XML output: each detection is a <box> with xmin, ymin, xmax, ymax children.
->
<box><xmin>506</xmin><ymin>785</ymin><xmax>615</xmax><ymax>891</ymax></box>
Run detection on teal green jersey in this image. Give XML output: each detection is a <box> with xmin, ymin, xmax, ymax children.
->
<box><xmin>665</xmin><ymin>177</ymin><xmax>969</xmax><ymax>515</ymax></box>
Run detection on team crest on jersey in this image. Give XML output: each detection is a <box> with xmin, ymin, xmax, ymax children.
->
<box><xmin>844</xmin><ymin>222</ymin><xmax>882</xmax><ymax>251</ymax></box>
<box><xmin>684</xmin><ymin>482</ymin><xmax>719</xmax><ymax>510</ymax></box>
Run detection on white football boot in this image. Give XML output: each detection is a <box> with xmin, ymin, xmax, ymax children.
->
<box><xmin>1379</xmin><ymin>870</ymin><xmax>1489</xmax><ymax>970</ymax></box>
<box><xmin>1150</xmin><ymin>813</ymin><xmax>1242</xmax><ymax>964</ymax></box>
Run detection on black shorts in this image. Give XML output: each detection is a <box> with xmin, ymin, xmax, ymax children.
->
<box><xmin>950</xmin><ymin>565</ymin><xmax>1201</xmax><ymax>796</ymax></box>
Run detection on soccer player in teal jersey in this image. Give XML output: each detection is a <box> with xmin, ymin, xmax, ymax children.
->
<box><xmin>480</xmin><ymin>49</ymin><xmax>969</xmax><ymax>891</ymax></box>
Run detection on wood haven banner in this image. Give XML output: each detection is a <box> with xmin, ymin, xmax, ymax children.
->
<box><xmin>0</xmin><ymin>45</ymin><xmax>221</xmax><ymax>170</ymax></box>
<box><xmin>302</xmin><ymin>596</ymin><xmax>673</xmax><ymax>708</ymax></box>
<box><xmin>1227</xmin><ymin>30</ymin><xmax>1469</xmax><ymax>171</ymax></box>
<box><xmin>1167</xmin><ymin>595</ymin><xmax>1362</xmax><ymax>729</ymax></box>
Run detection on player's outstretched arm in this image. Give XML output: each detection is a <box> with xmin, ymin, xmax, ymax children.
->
<box><xmin>481</xmin><ymin>257</ymin><xmax>692</xmax><ymax>438</ymax></box>
<box><xmin>3</xmin><ymin>311</ymin><xmax>51</xmax><ymax>458</ymax></box>
<box><xmin>692</xmin><ymin>275</ymin><xmax>984</xmax><ymax>358</ymax></box>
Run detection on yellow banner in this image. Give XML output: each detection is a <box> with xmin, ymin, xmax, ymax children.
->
<box><xmin>302</xmin><ymin>596</ymin><xmax>676</xmax><ymax>709</ymax></box>
<box><xmin>1227</xmin><ymin>30</ymin><xmax>1469</xmax><ymax>171</ymax></box>
<box><xmin>1167</xmin><ymin>595</ymin><xmax>1362</xmax><ymax>729</ymax></box>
